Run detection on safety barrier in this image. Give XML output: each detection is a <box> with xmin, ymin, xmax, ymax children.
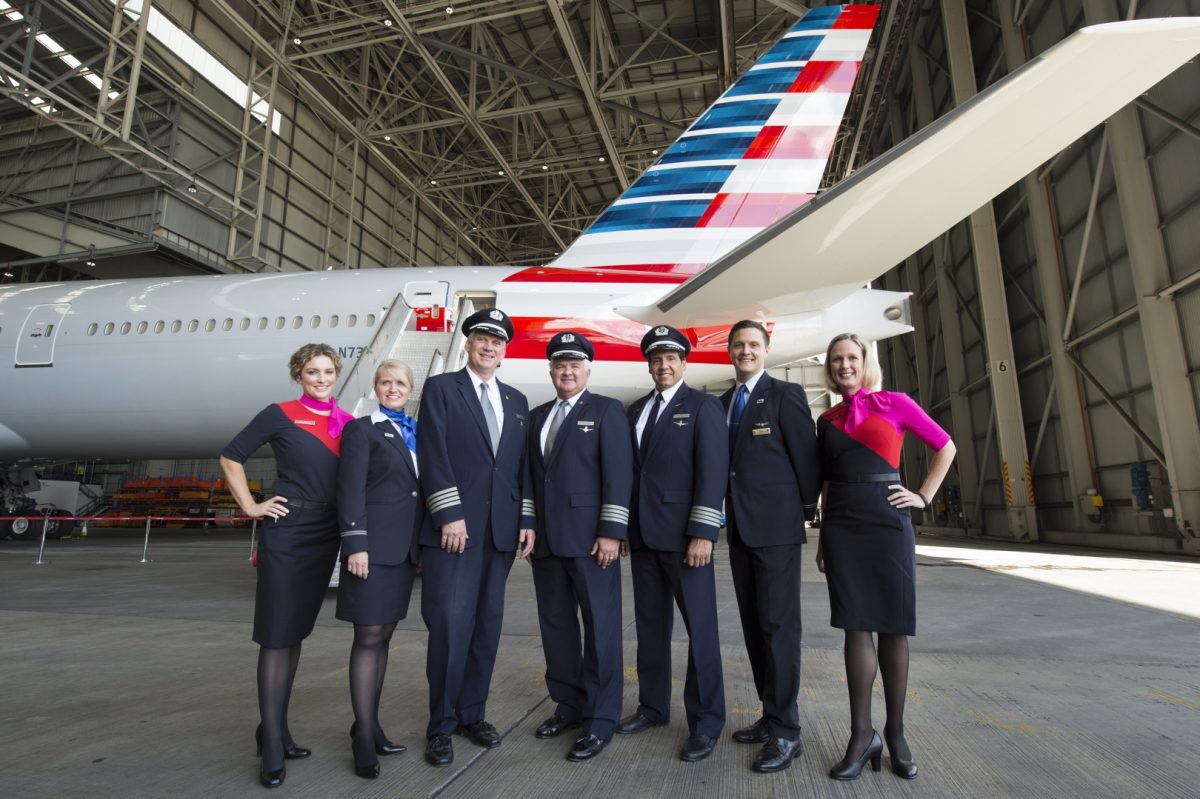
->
<box><xmin>0</xmin><ymin>512</ymin><xmax>257</xmax><ymax>565</ymax></box>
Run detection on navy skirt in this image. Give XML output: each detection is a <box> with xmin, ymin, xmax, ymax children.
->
<box><xmin>336</xmin><ymin>560</ymin><xmax>417</xmax><ymax>625</ymax></box>
<box><xmin>253</xmin><ymin>507</ymin><xmax>340</xmax><ymax>648</ymax></box>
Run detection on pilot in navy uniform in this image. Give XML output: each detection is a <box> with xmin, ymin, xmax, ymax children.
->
<box><xmin>527</xmin><ymin>331</ymin><xmax>633</xmax><ymax>762</ymax></box>
<box><xmin>721</xmin><ymin>319</ymin><xmax>820</xmax><ymax>773</ymax></box>
<box><xmin>417</xmin><ymin>308</ymin><xmax>536</xmax><ymax>768</ymax></box>
<box><xmin>616</xmin><ymin>325</ymin><xmax>728</xmax><ymax>763</ymax></box>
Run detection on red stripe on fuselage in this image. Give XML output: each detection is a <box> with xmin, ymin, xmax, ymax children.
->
<box><xmin>507</xmin><ymin>318</ymin><xmax>741</xmax><ymax>365</ymax></box>
<box><xmin>503</xmin><ymin>266</ymin><xmax>694</xmax><ymax>283</ymax></box>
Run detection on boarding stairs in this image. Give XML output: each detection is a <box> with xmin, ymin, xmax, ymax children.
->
<box><xmin>339</xmin><ymin>287</ymin><xmax>489</xmax><ymax>420</ymax></box>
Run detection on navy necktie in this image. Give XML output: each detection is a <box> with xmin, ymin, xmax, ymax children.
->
<box><xmin>640</xmin><ymin>393</ymin><xmax>662</xmax><ymax>458</ymax></box>
<box><xmin>729</xmin><ymin>383</ymin><xmax>748</xmax><ymax>454</ymax></box>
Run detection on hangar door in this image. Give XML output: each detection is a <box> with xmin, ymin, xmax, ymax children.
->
<box><xmin>16</xmin><ymin>303</ymin><xmax>70</xmax><ymax>367</ymax></box>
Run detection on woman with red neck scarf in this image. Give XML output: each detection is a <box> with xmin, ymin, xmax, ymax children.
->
<box><xmin>220</xmin><ymin>342</ymin><xmax>354</xmax><ymax>789</ymax></box>
<box><xmin>814</xmin><ymin>333</ymin><xmax>956</xmax><ymax>784</ymax></box>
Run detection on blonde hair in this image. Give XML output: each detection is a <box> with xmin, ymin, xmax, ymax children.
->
<box><xmin>823</xmin><ymin>333</ymin><xmax>883</xmax><ymax>394</ymax></box>
<box><xmin>374</xmin><ymin>359</ymin><xmax>414</xmax><ymax>388</ymax></box>
<box><xmin>288</xmin><ymin>343</ymin><xmax>343</xmax><ymax>381</ymax></box>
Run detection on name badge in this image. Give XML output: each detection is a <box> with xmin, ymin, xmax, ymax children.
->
<box><xmin>384</xmin><ymin>432</ymin><xmax>395</xmax><ymax>438</ymax></box>
<box><xmin>294</xmin><ymin>419</ymin><xmax>316</xmax><ymax>426</ymax></box>
<box><xmin>672</xmin><ymin>413</ymin><xmax>690</xmax><ymax>419</ymax></box>
<box><xmin>752</xmin><ymin>427</ymin><xmax>772</xmax><ymax>436</ymax></box>
<box><xmin>756</xmin><ymin>398</ymin><xmax>765</xmax><ymax>404</ymax></box>
<box><xmin>577</xmin><ymin>421</ymin><xmax>595</xmax><ymax>433</ymax></box>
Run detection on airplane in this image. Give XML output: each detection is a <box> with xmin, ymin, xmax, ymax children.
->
<box><xmin>2</xmin><ymin>7</ymin><xmax>1198</xmax><ymax>479</ymax></box>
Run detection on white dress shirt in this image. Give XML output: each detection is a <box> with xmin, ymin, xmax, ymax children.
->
<box><xmin>634</xmin><ymin>380</ymin><xmax>684</xmax><ymax>440</ymax></box>
<box><xmin>466</xmin><ymin>366</ymin><xmax>505</xmax><ymax>432</ymax></box>
<box><xmin>539</xmin><ymin>392</ymin><xmax>582</xmax><ymax>452</ymax></box>
<box><xmin>726</xmin><ymin>370</ymin><xmax>766</xmax><ymax>422</ymax></box>
<box><xmin>370</xmin><ymin>409</ymin><xmax>418</xmax><ymax>474</ymax></box>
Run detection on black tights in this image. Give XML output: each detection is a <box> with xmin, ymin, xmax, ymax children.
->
<box><xmin>841</xmin><ymin>630</ymin><xmax>912</xmax><ymax>761</ymax></box>
<box><xmin>257</xmin><ymin>643</ymin><xmax>302</xmax><ymax>772</ymax></box>
<box><xmin>349</xmin><ymin>622</ymin><xmax>397</xmax><ymax>766</ymax></box>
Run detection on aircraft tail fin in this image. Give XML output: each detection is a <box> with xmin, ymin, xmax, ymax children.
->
<box><xmin>547</xmin><ymin>4</ymin><xmax>879</xmax><ymax>275</ymax></box>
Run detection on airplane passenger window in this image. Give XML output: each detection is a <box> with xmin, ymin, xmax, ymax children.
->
<box><xmin>239</xmin><ymin>319</ymin><xmax>250</xmax><ymax>331</ymax></box>
<box><xmin>205</xmin><ymin>319</ymin><xmax>216</xmax><ymax>332</ymax></box>
<box><xmin>87</xmin><ymin>323</ymin><xmax>98</xmax><ymax>336</ymax></box>
<box><xmin>120</xmin><ymin>322</ymin><xmax>131</xmax><ymax>335</ymax></box>
<box><xmin>187</xmin><ymin>320</ymin><xmax>199</xmax><ymax>332</ymax></box>
<box><xmin>137</xmin><ymin>321</ymin><xmax>148</xmax><ymax>334</ymax></box>
<box><xmin>366</xmin><ymin>313</ymin><xmax>376</xmax><ymax>326</ymax></box>
<box><xmin>171</xmin><ymin>321</ymin><xmax>182</xmax><ymax>333</ymax></box>
<box><xmin>329</xmin><ymin>315</ymin><xmax>339</xmax><ymax>328</ymax></box>
<box><xmin>274</xmin><ymin>317</ymin><xmax>285</xmax><ymax>329</ymax></box>
<box><xmin>310</xmin><ymin>315</ymin><xmax>320</xmax><ymax>328</ymax></box>
<box><xmin>154</xmin><ymin>321</ymin><xmax>165</xmax><ymax>333</ymax></box>
<box><xmin>258</xmin><ymin>317</ymin><xmax>268</xmax><ymax>330</ymax></box>
<box><xmin>292</xmin><ymin>316</ymin><xmax>302</xmax><ymax>329</ymax></box>
<box><xmin>103</xmin><ymin>322</ymin><xmax>114</xmax><ymax>335</ymax></box>
<box><xmin>347</xmin><ymin>314</ymin><xmax>358</xmax><ymax>327</ymax></box>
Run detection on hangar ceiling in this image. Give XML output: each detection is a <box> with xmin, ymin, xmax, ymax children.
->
<box><xmin>0</xmin><ymin>0</ymin><xmax>914</xmax><ymax>276</ymax></box>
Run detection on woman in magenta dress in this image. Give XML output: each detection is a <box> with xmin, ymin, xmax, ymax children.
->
<box><xmin>815</xmin><ymin>333</ymin><xmax>956</xmax><ymax>782</ymax></box>
<box><xmin>220</xmin><ymin>343</ymin><xmax>354</xmax><ymax>789</ymax></box>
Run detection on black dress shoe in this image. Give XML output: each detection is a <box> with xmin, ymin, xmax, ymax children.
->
<box><xmin>753</xmin><ymin>737</ymin><xmax>804</xmax><ymax>773</ymax></box>
<box><xmin>259</xmin><ymin>765</ymin><xmax>285</xmax><ymax>788</ymax></box>
<box><xmin>616</xmin><ymin>712</ymin><xmax>667</xmax><ymax>735</ymax></box>
<box><xmin>350</xmin><ymin>721</ymin><xmax>407</xmax><ymax>755</ymax></box>
<box><xmin>255</xmin><ymin>723</ymin><xmax>311</xmax><ymax>760</ymax></box>
<box><xmin>679</xmin><ymin>734</ymin><xmax>716</xmax><ymax>762</ymax></box>
<box><xmin>829</xmin><ymin>731</ymin><xmax>883</xmax><ymax>780</ymax></box>
<box><xmin>731</xmin><ymin>717</ymin><xmax>770</xmax><ymax>744</ymax></box>
<box><xmin>425</xmin><ymin>733</ymin><xmax>454</xmax><ymax>767</ymax></box>
<box><xmin>456</xmin><ymin>720</ymin><xmax>502</xmax><ymax>749</ymax></box>
<box><xmin>535</xmin><ymin>715</ymin><xmax>581</xmax><ymax>739</ymax></box>
<box><xmin>567</xmin><ymin>733</ymin><xmax>608</xmax><ymax>761</ymax></box>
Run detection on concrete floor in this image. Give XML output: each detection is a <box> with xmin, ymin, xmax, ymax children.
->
<box><xmin>1</xmin><ymin>529</ymin><xmax>1198</xmax><ymax>799</ymax></box>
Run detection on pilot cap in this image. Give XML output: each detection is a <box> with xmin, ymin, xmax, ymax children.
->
<box><xmin>546</xmin><ymin>331</ymin><xmax>594</xmax><ymax>361</ymax></box>
<box><xmin>461</xmin><ymin>307</ymin><xmax>514</xmax><ymax>342</ymax></box>
<box><xmin>640</xmin><ymin>325</ymin><xmax>691</xmax><ymax>359</ymax></box>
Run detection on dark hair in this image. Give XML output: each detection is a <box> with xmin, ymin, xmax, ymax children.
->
<box><xmin>728</xmin><ymin>319</ymin><xmax>770</xmax><ymax>346</ymax></box>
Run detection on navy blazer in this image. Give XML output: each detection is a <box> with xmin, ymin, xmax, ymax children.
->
<box><xmin>417</xmin><ymin>368</ymin><xmax>536</xmax><ymax>552</ymax></box>
<box><xmin>336</xmin><ymin>414</ymin><xmax>428</xmax><ymax>564</ymax></box>
<box><xmin>627</xmin><ymin>383</ymin><xmax>729</xmax><ymax>552</ymax></box>
<box><xmin>528</xmin><ymin>389</ymin><xmax>634</xmax><ymax>559</ymax></box>
<box><xmin>721</xmin><ymin>373</ymin><xmax>820</xmax><ymax>547</ymax></box>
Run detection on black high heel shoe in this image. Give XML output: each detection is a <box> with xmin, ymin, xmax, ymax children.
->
<box><xmin>350</xmin><ymin>721</ymin><xmax>407</xmax><ymax>755</ymax></box>
<box><xmin>829</xmin><ymin>730</ymin><xmax>883</xmax><ymax>781</ymax></box>
<box><xmin>885</xmin><ymin>733</ymin><xmax>918</xmax><ymax>779</ymax></box>
<box><xmin>255</xmin><ymin>723</ymin><xmax>312</xmax><ymax>760</ymax></box>
<box><xmin>259</xmin><ymin>764</ymin><xmax>285</xmax><ymax>789</ymax></box>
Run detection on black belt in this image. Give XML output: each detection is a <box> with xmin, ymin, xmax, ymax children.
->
<box><xmin>285</xmin><ymin>498</ymin><xmax>334</xmax><ymax>511</ymax></box>
<box><xmin>827</xmin><ymin>472</ymin><xmax>900</xmax><ymax>484</ymax></box>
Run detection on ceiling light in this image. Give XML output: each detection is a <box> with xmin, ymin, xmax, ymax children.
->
<box><xmin>186</xmin><ymin>183</ymin><xmax>197</xmax><ymax>193</ymax></box>
<box><xmin>541</xmin><ymin>164</ymin><xmax>549</xmax><ymax>171</ymax></box>
<box><xmin>598</xmin><ymin>156</ymin><xmax>605</xmax><ymax>162</ymax></box>
<box><xmin>2</xmin><ymin>272</ymin><xmax>13</xmax><ymax>278</ymax></box>
<box><xmin>85</xmin><ymin>259</ymin><xmax>97</xmax><ymax>267</ymax></box>
<box><xmin>383</xmin><ymin>18</ymin><xmax>392</xmax><ymax>26</ymax></box>
<box><xmin>497</xmin><ymin>170</ymin><xmax>504</xmax><ymax>176</ymax></box>
<box><xmin>445</xmin><ymin>5</ymin><xmax>454</xmax><ymax>14</ymax></box>
<box><xmin>652</xmin><ymin>149</ymin><xmax>659</xmax><ymax>155</ymax></box>
<box><xmin>430</xmin><ymin>179</ymin><xmax>437</xmax><ymax>185</ymax></box>
<box><xmin>383</xmin><ymin>134</ymin><xmax>391</xmax><ymax>141</ymax></box>
<box><xmin>292</xmin><ymin>37</ymin><xmax>301</xmax><ymax>44</ymax></box>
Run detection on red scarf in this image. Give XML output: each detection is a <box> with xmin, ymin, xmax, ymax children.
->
<box><xmin>298</xmin><ymin>394</ymin><xmax>354</xmax><ymax>438</ymax></box>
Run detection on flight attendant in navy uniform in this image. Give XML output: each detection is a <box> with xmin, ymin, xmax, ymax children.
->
<box><xmin>220</xmin><ymin>343</ymin><xmax>354</xmax><ymax>789</ymax></box>
<box><xmin>417</xmin><ymin>308</ymin><xmax>536</xmax><ymax>767</ymax></box>
<box><xmin>335</xmin><ymin>359</ymin><xmax>430</xmax><ymax>779</ymax></box>
<box><xmin>527</xmin><ymin>332</ymin><xmax>633</xmax><ymax>761</ymax></box>
<box><xmin>721</xmin><ymin>320</ymin><xmax>821</xmax><ymax>773</ymax></box>
<box><xmin>616</xmin><ymin>325</ymin><xmax>728</xmax><ymax>763</ymax></box>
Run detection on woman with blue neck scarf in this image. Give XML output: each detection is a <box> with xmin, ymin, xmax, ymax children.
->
<box><xmin>335</xmin><ymin>359</ymin><xmax>429</xmax><ymax>780</ymax></box>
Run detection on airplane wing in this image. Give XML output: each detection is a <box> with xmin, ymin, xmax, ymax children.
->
<box><xmin>615</xmin><ymin>18</ymin><xmax>1200</xmax><ymax>326</ymax></box>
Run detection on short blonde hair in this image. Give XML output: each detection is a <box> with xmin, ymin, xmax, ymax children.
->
<box><xmin>374</xmin><ymin>359</ymin><xmax>414</xmax><ymax>388</ymax></box>
<box><xmin>823</xmin><ymin>333</ymin><xmax>883</xmax><ymax>394</ymax></box>
<box><xmin>289</xmin><ymin>343</ymin><xmax>343</xmax><ymax>381</ymax></box>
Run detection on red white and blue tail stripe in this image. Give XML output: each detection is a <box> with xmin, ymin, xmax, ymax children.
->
<box><xmin>548</xmin><ymin>4</ymin><xmax>879</xmax><ymax>276</ymax></box>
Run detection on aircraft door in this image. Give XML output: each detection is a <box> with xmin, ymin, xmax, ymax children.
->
<box><xmin>16</xmin><ymin>303</ymin><xmax>71</xmax><ymax>367</ymax></box>
<box><xmin>403</xmin><ymin>281</ymin><xmax>450</xmax><ymax>331</ymax></box>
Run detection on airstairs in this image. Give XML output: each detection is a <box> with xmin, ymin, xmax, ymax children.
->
<box><xmin>339</xmin><ymin>287</ymin><xmax>491</xmax><ymax>420</ymax></box>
